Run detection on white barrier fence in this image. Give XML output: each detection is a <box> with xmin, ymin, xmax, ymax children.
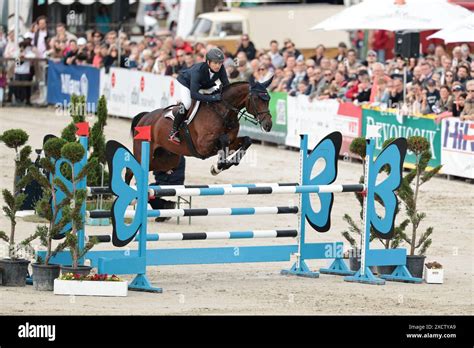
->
<box><xmin>99</xmin><ymin>67</ymin><xmax>182</xmax><ymax>118</ymax></box>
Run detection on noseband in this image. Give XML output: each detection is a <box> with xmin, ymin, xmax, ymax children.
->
<box><xmin>248</xmin><ymin>92</ymin><xmax>271</xmax><ymax>123</ymax></box>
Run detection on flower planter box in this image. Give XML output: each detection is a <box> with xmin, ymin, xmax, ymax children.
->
<box><xmin>424</xmin><ymin>266</ymin><xmax>444</xmax><ymax>284</ymax></box>
<box><xmin>54</xmin><ymin>279</ymin><xmax>128</xmax><ymax>297</ymax></box>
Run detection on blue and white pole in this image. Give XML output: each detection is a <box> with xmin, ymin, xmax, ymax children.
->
<box><xmin>127</xmin><ymin>138</ymin><xmax>163</xmax><ymax>293</ymax></box>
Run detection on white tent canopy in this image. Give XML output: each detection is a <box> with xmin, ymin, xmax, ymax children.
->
<box><xmin>48</xmin><ymin>0</ymin><xmax>115</xmax><ymax>4</ymax></box>
<box><xmin>428</xmin><ymin>13</ymin><xmax>474</xmax><ymax>43</ymax></box>
<box><xmin>48</xmin><ymin>0</ymin><xmax>159</xmax><ymax>4</ymax></box>
<box><xmin>311</xmin><ymin>0</ymin><xmax>471</xmax><ymax>32</ymax></box>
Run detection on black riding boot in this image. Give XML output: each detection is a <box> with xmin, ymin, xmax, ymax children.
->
<box><xmin>168</xmin><ymin>105</ymin><xmax>187</xmax><ymax>144</ymax></box>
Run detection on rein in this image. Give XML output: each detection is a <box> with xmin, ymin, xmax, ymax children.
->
<box><xmin>210</xmin><ymin>89</ymin><xmax>269</xmax><ymax>128</ymax></box>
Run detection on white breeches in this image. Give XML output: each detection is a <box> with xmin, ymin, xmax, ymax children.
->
<box><xmin>176</xmin><ymin>81</ymin><xmax>192</xmax><ymax>109</ymax></box>
<box><xmin>176</xmin><ymin>80</ymin><xmax>221</xmax><ymax>110</ymax></box>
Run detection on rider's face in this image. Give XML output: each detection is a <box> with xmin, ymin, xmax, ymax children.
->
<box><xmin>208</xmin><ymin>60</ymin><xmax>222</xmax><ymax>72</ymax></box>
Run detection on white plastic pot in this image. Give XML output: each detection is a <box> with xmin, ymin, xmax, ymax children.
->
<box><xmin>424</xmin><ymin>265</ymin><xmax>444</xmax><ymax>284</ymax></box>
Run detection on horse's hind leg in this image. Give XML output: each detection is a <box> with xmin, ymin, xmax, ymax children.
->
<box><xmin>125</xmin><ymin>140</ymin><xmax>141</xmax><ymax>185</ymax></box>
<box><xmin>150</xmin><ymin>147</ymin><xmax>181</xmax><ymax>174</ymax></box>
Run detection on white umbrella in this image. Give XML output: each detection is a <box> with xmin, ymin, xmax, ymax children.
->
<box><xmin>311</xmin><ymin>0</ymin><xmax>471</xmax><ymax>32</ymax></box>
<box><xmin>427</xmin><ymin>13</ymin><xmax>474</xmax><ymax>43</ymax></box>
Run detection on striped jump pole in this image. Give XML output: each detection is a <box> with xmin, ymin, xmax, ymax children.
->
<box><xmin>90</xmin><ymin>229</ymin><xmax>298</xmax><ymax>244</ymax></box>
<box><xmin>150</xmin><ymin>182</ymin><xmax>299</xmax><ymax>190</ymax></box>
<box><xmin>151</xmin><ymin>184</ymin><xmax>365</xmax><ymax>198</ymax></box>
<box><xmin>143</xmin><ymin>230</ymin><xmax>298</xmax><ymax>241</ymax></box>
<box><xmin>87</xmin><ymin>183</ymin><xmax>300</xmax><ymax>196</ymax></box>
<box><xmin>89</xmin><ymin>181</ymin><xmax>364</xmax><ymax>201</ymax></box>
<box><xmin>87</xmin><ymin>186</ymin><xmax>113</xmax><ymax>195</ymax></box>
<box><xmin>88</xmin><ymin>206</ymin><xmax>299</xmax><ymax>219</ymax></box>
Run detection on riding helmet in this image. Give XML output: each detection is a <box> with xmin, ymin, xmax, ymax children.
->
<box><xmin>206</xmin><ymin>48</ymin><xmax>225</xmax><ymax>63</ymax></box>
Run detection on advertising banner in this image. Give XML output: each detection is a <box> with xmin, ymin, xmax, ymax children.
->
<box><xmin>285</xmin><ymin>97</ymin><xmax>361</xmax><ymax>155</ymax></box>
<box><xmin>441</xmin><ymin>118</ymin><xmax>474</xmax><ymax>179</ymax></box>
<box><xmin>286</xmin><ymin>96</ymin><xmax>341</xmax><ymax>149</ymax></box>
<box><xmin>334</xmin><ymin>102</ymin><xmax>362</xmax><ymax>157</ymax></box>
<box><xmin>362</xmin><ymin>108</ymin><xmax>441</xmax><ymax>168</ymax></box>
<box><xmin>47</xmin><ymin>61</ymin><xmax>100</xmax><ymax>110</ymax></box>
<box><xmin>100</xmin><ymin>68</ymin><xmax>181</xmax><ymax>118</ymax></box>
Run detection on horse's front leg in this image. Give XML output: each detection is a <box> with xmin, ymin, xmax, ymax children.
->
<box><xmin>210</xmin><ymin>135</ymin><xmax>252</xmax><ymax>176</ymax></box>
<box><xmin>228</xmin><ymin>136</ymin><xmax>252</xmax><ymax>167</ymax></box>
<box><xmin>210</xmin><ymin>134</ymin><xmax>230</xmax><ymax>176</ymax></box>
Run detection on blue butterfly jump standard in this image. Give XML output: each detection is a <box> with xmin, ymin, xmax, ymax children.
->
<box><xmin>40</xmin><ymin>125</ymin><xmax>422</xmax><ymax>293</ymax></box>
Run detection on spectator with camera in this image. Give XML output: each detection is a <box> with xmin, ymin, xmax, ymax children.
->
<box><xmin>373</xmin><ymin>77</ymin><xmax>390</xmax><ymax>104</ymax></box>
<box><xmin>63</xmin><ymin>39</ymin><xmax>78</xmax><ymax>65</ymax></box>
<box><xmin>13</xmin><ymin>39</ymin><xmax>36</xmax><ymax>105</ymax></box>
<box><xmin>388</xmin><ymin>78</ymin><xmax>404</xmax><ymax>106</ymax></box>
<box><xmin>355</xmin><ymin>74</ymin><xmax>371</xmax><ymax>103</ymax></box>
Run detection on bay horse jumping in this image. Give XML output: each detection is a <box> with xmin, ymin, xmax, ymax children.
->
<box><xmin>126</xmin><ymin>77</ymin><xmax>273</xmax><ymax>184</ymax></box>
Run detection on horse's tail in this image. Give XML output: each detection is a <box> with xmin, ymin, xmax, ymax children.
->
<box><xmin>130</xmin><ymin>112</ymin><xmax>149</xmax><ymax>137</ymax></box>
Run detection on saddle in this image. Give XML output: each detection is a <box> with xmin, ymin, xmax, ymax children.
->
<box><xmin>163</xmin><ymin>87</ymin><xmax>223</xmax><ymax>159</ymax></box>
<box><xmin>161</xmin><ymin>101</ymin><xmax>205</xmax><ymax>159</ymax></box>
<box><xmin>163</xmin><ymin>100</ymin><xmax>200</xmax><ymax>124</ymax></box>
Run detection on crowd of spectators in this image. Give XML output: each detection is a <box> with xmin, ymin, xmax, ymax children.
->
<box><xmin>1</xmin><ymin>15</ymin><xmax>474</xmax><ymax>121</ymax></box>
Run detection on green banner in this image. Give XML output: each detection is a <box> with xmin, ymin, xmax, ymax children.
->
<box><xmin>362</xmin><ymin>108</ymin><xmax>441</xmax><ymax>168</ymax></box>
<box><xmin>238</xmin><ymin>92</ymin><xmax>288</xmax><ymax>144</ymax></box>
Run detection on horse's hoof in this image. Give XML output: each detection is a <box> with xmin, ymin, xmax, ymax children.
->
<box><xmin>210</xmin><ymin>165</ymin><xmax>222</xmax><ymax>176</ymax></box>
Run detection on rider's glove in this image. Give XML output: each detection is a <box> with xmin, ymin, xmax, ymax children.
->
<box><xmin>211</xmin><ymin>94</ymin><xmax>222</xmax><ymax>102</ymax></box>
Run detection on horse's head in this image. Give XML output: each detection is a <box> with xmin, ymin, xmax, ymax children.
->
<box><xmin>246</xmin><ymin>77</ymin><xmax>273</xmax><ymax>132</ymax></box>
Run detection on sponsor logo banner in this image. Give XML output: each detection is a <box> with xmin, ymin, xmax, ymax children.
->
<box><xmin>441</xmin><ymin>118</ymin><xmax>474</xmax><ymax>179</ymax></box>
<box><xmin>47</xmin><ymin>61</ymin><xmax>100</xmax><ymax>110</ymax></box>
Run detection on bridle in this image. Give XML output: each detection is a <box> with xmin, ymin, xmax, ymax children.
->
<box><xmin>247</xmin><ymin>91</ymin><xmax>271</xmax><ymax>124</ymax></box>
<box><xmin>211</xmin><ymin>88</ymin><xmax>270</xmax><ymax>128</ymax></box>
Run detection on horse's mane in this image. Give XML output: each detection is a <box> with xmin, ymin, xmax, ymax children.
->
<box><xmin>222</xmin><ymin>81</ymin><xmax>249</xmax><ymax>94</ymax></box>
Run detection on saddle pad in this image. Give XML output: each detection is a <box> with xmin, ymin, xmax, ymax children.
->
<box><xmin>163</xmin><ymin>100</ymin><xmax>201</xmax><ymax>125</ymax></box>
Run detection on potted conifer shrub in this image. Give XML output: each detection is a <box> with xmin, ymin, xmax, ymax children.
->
<box><xmin>61</xmin><ymin>94</ymin><xmax>109</xmax><ymax>187</ymax></box>
<box><xmin>342</xmin><ymin>137</ymin><xmax>368</xmax><ymax>271</ymax></box>
<box><xmin>341</xmin><ymin>137</ymin><xmax>376</xmax><ymax>273</ymax></box>
<box><xmin>62</xmin><ymin>95</ymin><xmax>110</xmax><ymax>226</ymax></box>
<box><xmin>342</xmin><ymin>137</ymin><xmax>408</xmax><ymax>274</ymax></box>
<box><xmin>54</xmin><ymin>141</ymin><xmax>97</xmax><ymax>276</ymax></box>
<box><xmin>397</xmin><ymin>136</ymin><xmax>442</xmax><ymax>278</ymax></box>
<box><xmin>0</xmin><ymin>129</ymin><xmax>33</xmax><ymax>286</ymax></box>
<box><xmin>21</xmin><ymin>137</ymin><xmax>70</xmax><ymax>290</ymax></box>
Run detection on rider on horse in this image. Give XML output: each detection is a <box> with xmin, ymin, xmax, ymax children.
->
<box><xmin>168</xmin><ymin>47</ymin><xmax>230</xmax><ymax>144</ymax></box>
